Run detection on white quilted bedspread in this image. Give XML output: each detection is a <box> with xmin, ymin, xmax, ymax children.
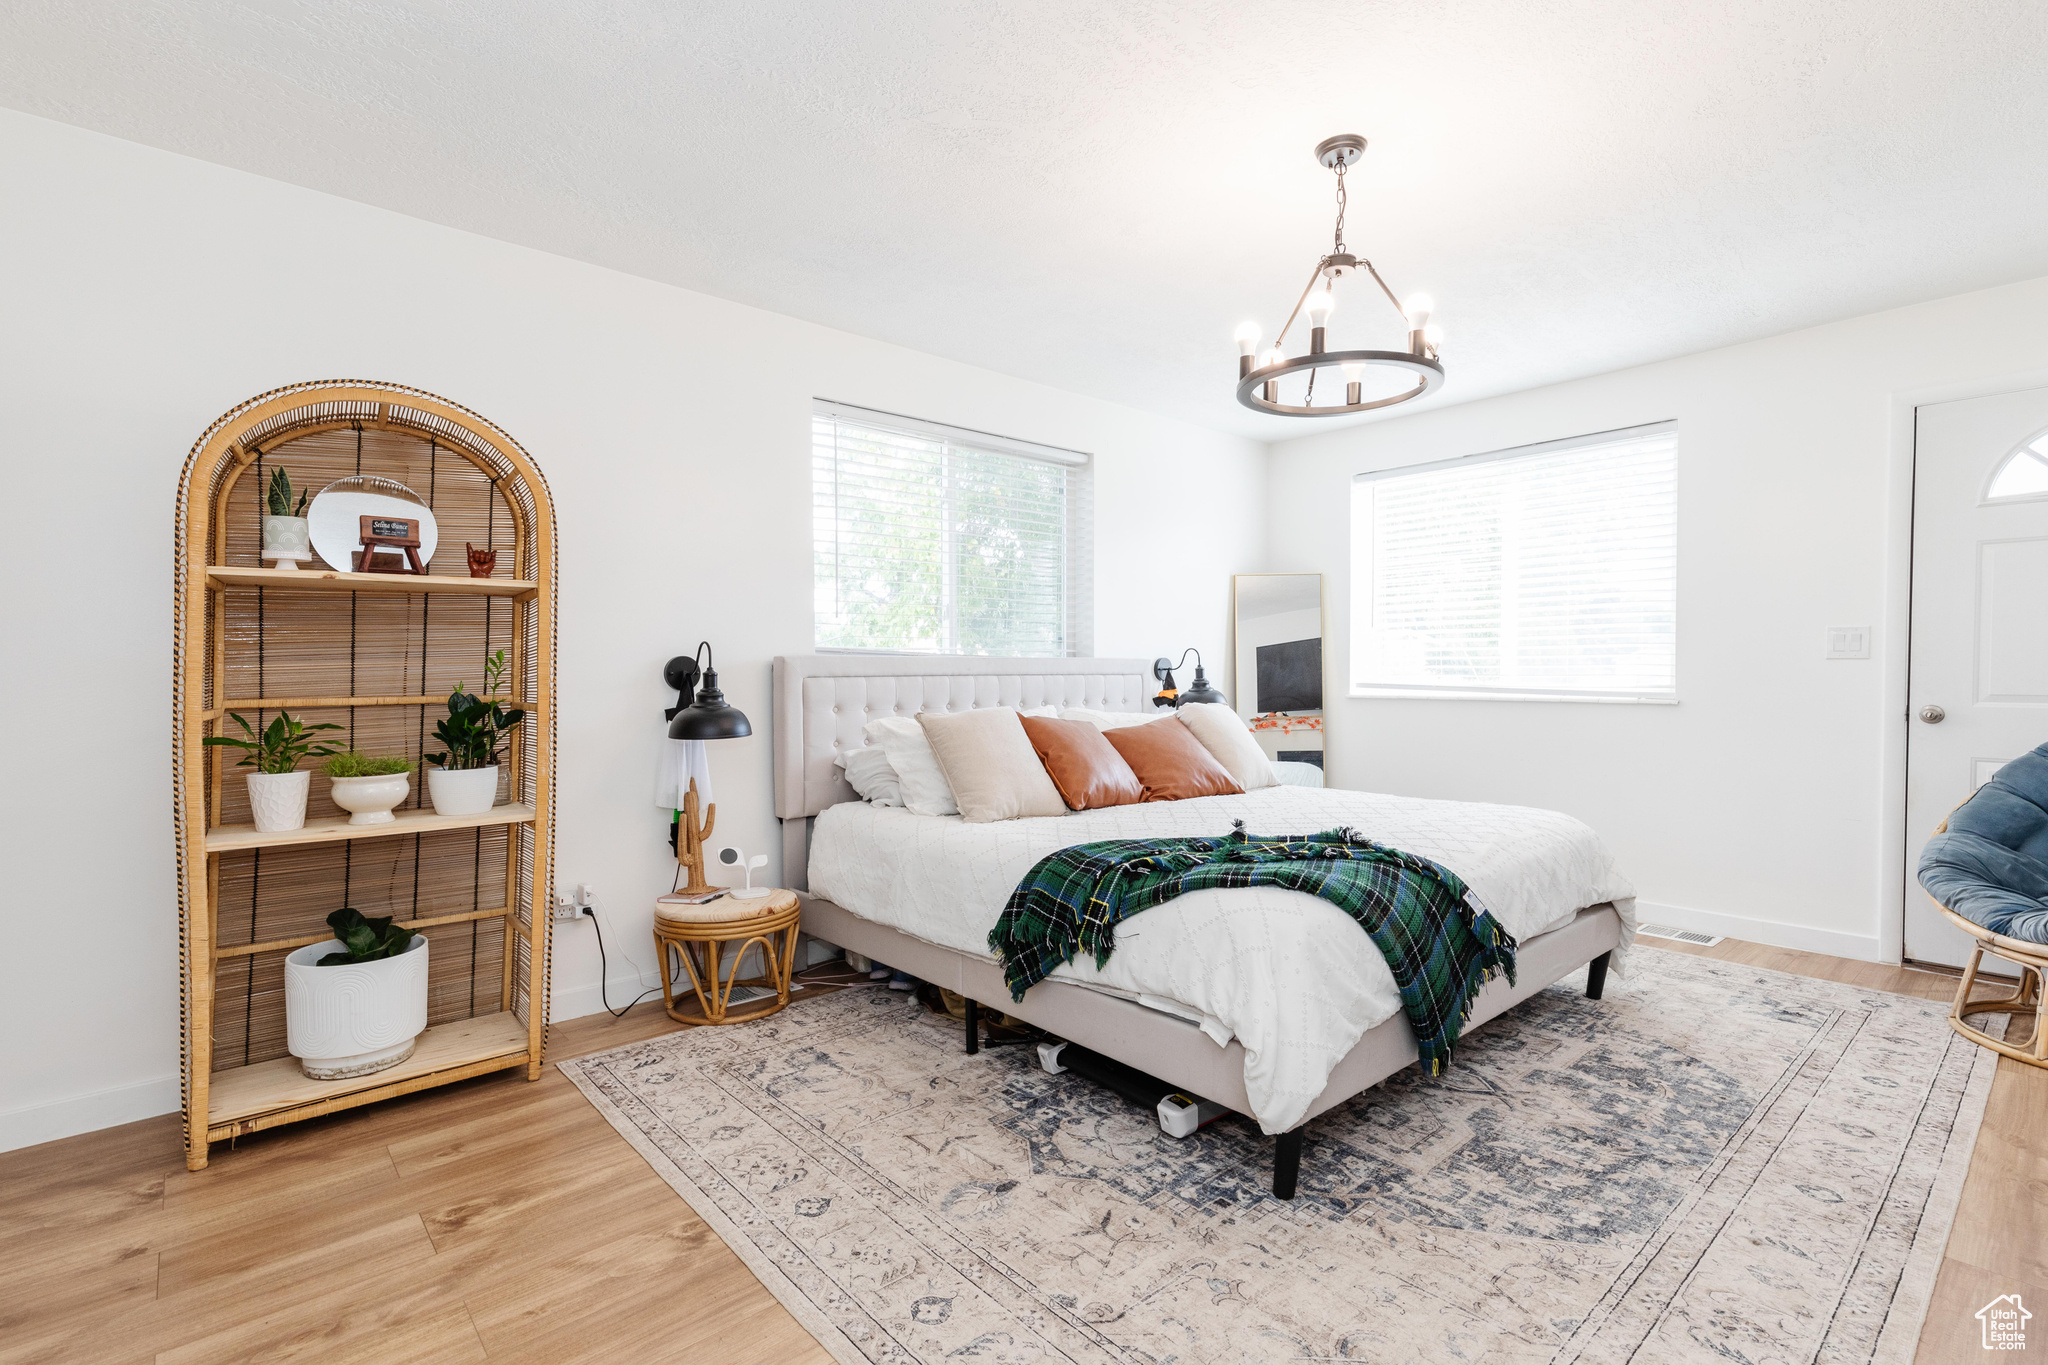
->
<box><xmin>807</xmin><ymin>786</ymin><xmax>1636</xmax><ymax>1133</ymax></box>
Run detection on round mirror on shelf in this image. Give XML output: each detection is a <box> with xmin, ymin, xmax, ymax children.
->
<box><xmin>307</xmin><ymin>475</ymin><xmax>439</xmax><ymax>572</ymax></box>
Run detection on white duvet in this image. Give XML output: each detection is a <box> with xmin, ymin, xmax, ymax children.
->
<box><xmin>807</xmin><ymin>786</ymin><xmax>1636</xmax><ymax>1133</ymax></box>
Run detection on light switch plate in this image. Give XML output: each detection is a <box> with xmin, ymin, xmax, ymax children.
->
<box><xmin>1826</xmin><ymin>626</ymin><xmax>1871</xmax><ymax>660</ymax></box>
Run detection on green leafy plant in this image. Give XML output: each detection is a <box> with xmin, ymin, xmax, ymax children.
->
<box><xmin>265</xmin><ymin>466</ymin><xmax>309</xmax><ymax>518</ymax></box>
<box><xmin>203</xmin><ymin>710</ymin><xmax>344</xmax><ymax>774</ymax></box>
<box><xmin>317</xmin><ymin>907</ymin><xmax>417</xmax><ymax>966</ymax></box>
<box><xmin>323</xmin><ymin>752</ymin><xmax>415</xmax><ymax>778</ymax></box>
<box><xmin>428</xmin><ymin>649</ymin><xmax>524</xmax><ymax>771</ymax></box>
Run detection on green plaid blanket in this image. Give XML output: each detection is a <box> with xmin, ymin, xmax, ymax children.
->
<box><xmin>988</xmin><ymin>823</ymin><xmax>1516</xmax><ymax>1075</ymax></box>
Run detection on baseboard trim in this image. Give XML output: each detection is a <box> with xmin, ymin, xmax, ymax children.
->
<box><xmin>0</xmin><ymin>1074</ymin><xmax>180</xmax><ymax>1155</ymax></box>
<box><xmin>1634</xmin><ymin>900</ymin><xmax>1889</xmax><ymax>964</ymax></box>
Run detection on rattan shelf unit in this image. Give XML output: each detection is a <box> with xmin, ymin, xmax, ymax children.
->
<box><xmin>173</xmin><ymin>381</ymin><xmax>558</xmax><ymax>1171</ymax></box>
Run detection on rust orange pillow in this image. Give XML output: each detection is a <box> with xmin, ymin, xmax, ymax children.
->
<box><xmin>1019</xmin><ymin>715</ymin><xmax>1143</xmax><ymax>810</ymax></box>
<box><xmin>1102</xmin><ymin>717</ymin><xmax>1244</xmax><ymax>802</ymax></box>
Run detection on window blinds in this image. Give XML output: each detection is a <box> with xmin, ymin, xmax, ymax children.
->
<box><xmin>812</xmin><ymin>402</ymin><xmax>1092</xmax><ymax>657</ymax></box>
<box><xmin>1350</xmin><ymin>422</ymin><xmax>1677</xmax><ymax>700</ymax></box>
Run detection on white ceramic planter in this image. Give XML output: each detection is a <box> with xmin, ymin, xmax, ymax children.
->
<box><xmin>329</xmin><ymin>772</ymin><xmax>411</xmax><ymax>825</ymax></box>
<box><xmin>246</xmin><ymin>769</ymin><xmax>310</xmax><ymax>832</ymax></box>
<box><xmin>427</xmin><ymin>765</ymin><xmax>499</xmax><ymax>816</ymax></box>
<box><xmin>285</xmin><ymin>934</ymin><xmax>429</xmax><ymax>1080</ymax></box>
<box><xmin>262</xmin><ymin>514</ymin><xmax>311</xmax><ymax>570</ymax></box>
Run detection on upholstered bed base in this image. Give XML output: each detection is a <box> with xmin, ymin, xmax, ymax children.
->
<box><xmin>770</xmin><ymin>655</ymin><xmax>1623</xmax><ymax>1199</ymax></box>
<box><xmin>795</xmin><ymin>891</ymin><xmax>1619</xmax><ymax>1197</ymax></box>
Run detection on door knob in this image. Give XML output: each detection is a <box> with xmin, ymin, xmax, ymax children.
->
<box><xmin>1919</xmin><ymin>704</ymin><xmax>1946</xmax><ymax>724</ymax></box>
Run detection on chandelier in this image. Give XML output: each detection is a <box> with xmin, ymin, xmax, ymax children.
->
<box><xmin>1234</xmin><ymin>135</ymin><xmax>1442</xmax><ymax>417</ymax></box>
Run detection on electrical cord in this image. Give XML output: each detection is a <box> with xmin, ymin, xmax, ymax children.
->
<box><xmin>586</xmin><ymin>908</ymin><xmax>668</xmax><ymax>1018</ymax></box>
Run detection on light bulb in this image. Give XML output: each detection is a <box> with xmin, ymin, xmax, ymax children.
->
<box><xmin>1341</xmin><ymin>362</ymin><xmax>1365</xmax><ymax>383</ymax></box>
<box><xmin>1403</xmin><ymin>293</ymin><xmax>1434</xmax><ymax>328</ymax></box>
<box><xmin>1233</xmin><ymin>320</ymin><xmax>1261</xmax><ymax>356</ymax></box>
<box><xmin>1260</xmin><ymin>346</ymin><xmax>1286</xmax><ymax>371</ymax></box>
<box><xmin>1305</xmin><ymin>288</ymin><xmax>1336</xmax><ymax>327</ymax></box>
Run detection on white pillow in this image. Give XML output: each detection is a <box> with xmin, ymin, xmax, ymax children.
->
<box><xmin>861</xmin><ymin>715</ymin><xmax>959</xmax><ymax>816</ymax></box>
<box><xmin>834</xmin><ymin>744</ymin><xmax>904</xmax><ymax>807</ymax></box>
<box><xmin>917</xmin><ymin>708</ymin><xmax>1067</xmax><ymax>822</ymax></box>
<box><xmin>1058</xmin><ymin>706</ymin><xmax>1173</xmax><ymax>731</ymax></box>
<box><xmin>1174</xmin><ymin>702</ymin><xmax>1281</xmax><ymax>790</ymax></box>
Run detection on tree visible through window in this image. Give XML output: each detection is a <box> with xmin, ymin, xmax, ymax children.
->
<box><xmin>812</xmin><ymin>404</ymin><xmax>1090</xmax><ymax>656</ymax></box>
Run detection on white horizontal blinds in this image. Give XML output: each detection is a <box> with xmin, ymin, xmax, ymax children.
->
<box><xmin>812</xmin><ymin>403</ymin><xmax>1085</xmax><ymax>656</ymax></box>
<box><xmin>1354</xmin><ymin>423</ymin><xmax>1677</xmax><ymax>698</ymax></box>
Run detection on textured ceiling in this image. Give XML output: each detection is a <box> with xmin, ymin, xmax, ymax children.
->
<box><xmin>5</xmin><ymin>1</ymin><xmax>2047</xmax><ymax>440</ymax></box>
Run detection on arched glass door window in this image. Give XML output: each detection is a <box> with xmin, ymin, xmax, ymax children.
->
<box><xmin>1986</xmin><ymin>431</ymin><xmax>2048</xmax><ymax>501</ymax></box>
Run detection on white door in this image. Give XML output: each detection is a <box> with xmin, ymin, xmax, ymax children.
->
<box><xmin>1907</xmin><ymin>387</ymin><xmax>2048</xmax><ymax>966</ymax></box>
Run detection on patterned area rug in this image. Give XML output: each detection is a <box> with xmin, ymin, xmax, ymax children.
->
<box><xmin>562</xmin><ymin>950</ymin><xmax>1995</xmax><ymax>1364</ymax></box>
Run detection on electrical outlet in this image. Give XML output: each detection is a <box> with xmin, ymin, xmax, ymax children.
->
<box><xmin>575</xmin><ymin>883</ymin><xmax>596</xmax><ymax>909</ymax></box>
<box><xmin>551</xmin><ymin>889</ymin><xmax>582</xmax><ymax>922</ymax></box>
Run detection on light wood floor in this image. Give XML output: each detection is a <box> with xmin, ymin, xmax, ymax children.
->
<box><xmin>1</xmin><ymin>943</ymin><xmax>2040</xmax><ymax>1363</ymax></box>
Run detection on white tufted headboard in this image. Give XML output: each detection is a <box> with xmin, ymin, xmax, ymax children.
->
<box><xmin>773</xmin><ymin>654</ymin><xmax>1152</xmax><ymax>888</ymax></box>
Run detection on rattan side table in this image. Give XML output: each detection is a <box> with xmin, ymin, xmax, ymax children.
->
<box><xmin>653</xmin><ymin>888</ymin><xmax>801</xmax><ymax>1026</ymax></box>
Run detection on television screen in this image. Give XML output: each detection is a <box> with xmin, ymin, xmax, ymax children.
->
<box><xmin>1256</xmin><ymin>637</ymin><xmax>1323</xmax><ymax>712</ymax></box>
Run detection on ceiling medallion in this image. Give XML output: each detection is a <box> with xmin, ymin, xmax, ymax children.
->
<box><xmin>1234</xmin><ymin>134</ymin><xmax>1442</xmax><ymax>417</ymax></box>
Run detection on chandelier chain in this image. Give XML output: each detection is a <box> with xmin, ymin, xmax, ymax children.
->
<box><xmin>1332</xmin><ymin>160</ymin><xmax>1348</xmax><ymax>255</ymax></box>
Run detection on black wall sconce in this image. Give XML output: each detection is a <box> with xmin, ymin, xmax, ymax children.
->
<box><xmin>1153</xmin><ymin>649</ymin><xmax>1226</xmax><ymax>708</ymax></box>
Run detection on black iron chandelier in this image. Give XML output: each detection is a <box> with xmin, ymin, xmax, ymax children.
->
<box><xmin>1235</xmin><ymin>134</ymin><xmax>1442</xmax><ymax>417</ymax></box>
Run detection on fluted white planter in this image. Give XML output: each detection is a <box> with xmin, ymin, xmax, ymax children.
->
<box><xmin>427</xmin><ymin>765</ymin><xmax>499</xmax><ymax>816</ymax></box>
<box><xmin>329</xmin><ymin>772</ymin><xmax>411</xmax><ymax>825</ymax></box>
<box><xmin>285</xmin><ymin>935</ymin><xmax>429</xmax><ymax>1080</ymax></box>
<box><xmin>262</xmin><ymin>514</ymin><xmax>311</xmax><ymax>570</ymax></box>
<box><xmin>245</xmin><ymin>770</ymin><xmax>310</xmax><ymax>832</ymax></box>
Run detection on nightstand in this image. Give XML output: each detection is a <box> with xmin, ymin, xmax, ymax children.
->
<box><xmin>652</xmin><ymin>888</ymin><xmax>802</xmax><ymax>1025</ymax></box>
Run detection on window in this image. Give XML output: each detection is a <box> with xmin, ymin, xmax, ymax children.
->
<box><xmin>812</xmin><ymin>401</ymin><xmax>1092</xmax><ymax>655</ymax></box>
<box><xmin>1350</xmin><ymin>422</ymin><xmax>1677</xmax><ymax>701</ymax></box>
<box><xmin>1985</xmin><ymin>430</ymin><xmax>2048</xmax><ymax>501</ymax></box>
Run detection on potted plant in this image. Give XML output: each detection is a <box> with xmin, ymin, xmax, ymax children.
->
<box><xmin>284</xmin><ymin>908</ymin><xmax>428</xmax><ymax>1079</ymax></box>
<box><xmin>426</xmin><ymin>649</ymin><xmax>524</xmax><ymax>816</ymax></box>
<box><xmin>324</xmin><ymin>752</ymin><xmax>415</xmax><ymax>826</ymax></box>
<box><xmin>204</xmin><ymin>709</ymin><xmax>344</xmax><ymax>832</ymax></box>
<box><xmin>261</xmin><ymin>466</ymin><xmax>312</xmax><ymax>570</ymax></box>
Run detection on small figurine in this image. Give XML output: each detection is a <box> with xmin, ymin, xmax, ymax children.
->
<box><xmin>466</xmin><ymin>543</ymin><xmax>498</xmax><ymax>578</ymax></box>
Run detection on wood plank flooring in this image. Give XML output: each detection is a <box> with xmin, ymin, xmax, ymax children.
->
<box><xmin>1</xmin><ymin>944</ymin><xmax>2040</xmax><ymax>1363</ymax></box>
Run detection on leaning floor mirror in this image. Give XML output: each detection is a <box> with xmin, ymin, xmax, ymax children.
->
<box><xmin>1232</xmin><ymin>573</ymin><xmax>1327</xmax><ymax>783</ymax></box>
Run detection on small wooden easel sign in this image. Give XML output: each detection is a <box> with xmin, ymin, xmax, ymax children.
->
<box><xmin>352</xmin><ymin>514</ymin><xmax>428</xmax><ymax>574</ymax></box>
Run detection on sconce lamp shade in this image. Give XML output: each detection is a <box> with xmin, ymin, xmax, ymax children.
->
<box><xmin>668</xmin><ymin>668</ymin><xmax>751</xmax><ymax>740</ymax></box>
<box><xmin>1180</xmin><ymin>667</ymin><xmax>1227</xmax><ymax>708</ymax></box>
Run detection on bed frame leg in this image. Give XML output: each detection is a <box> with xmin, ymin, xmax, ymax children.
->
<box><xmin>1586</xmin><ymin>951</ymin><xmax>1611</xmax><ymax>1001</ymax></box>
<box><xmin>964</xmin><ymin>997</ymin><xmax>979</xmax><ymax>1055</ymax></box>
<box><xmin>1273</xmin><ymin>1129</ymin><xmax>1302</xmax><ymax>1200</ymax></box>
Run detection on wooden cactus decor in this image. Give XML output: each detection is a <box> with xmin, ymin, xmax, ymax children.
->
<box><xmin>466</xmin><ymin>542</ymin><xmax>498</xmax><ymax>578</ymax></box>
<box><xmin>677</xmin><ymin>777</ymin><xmax>717</xmax><ymax>894</ymax></box>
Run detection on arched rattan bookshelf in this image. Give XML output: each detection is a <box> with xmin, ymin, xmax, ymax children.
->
<box><xmin>173</xmin><ymin>381</ymin><xmax>557</xmax><ymax>1171</ymax></box>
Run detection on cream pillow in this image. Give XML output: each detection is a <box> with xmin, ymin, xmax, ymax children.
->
<box><xmin>917</xmin><ymin>707</ymin><xmax>1068</xmax><ymax>822</ymax></box>
<box><xmin>861</xmin><ymin>716</ymin><xmax>959</xmax><ymax>816</ymax></box>
<box><xmin>1058</xmin><ymin>706</ymin><xmax>1173</xmax><ymax>731</ymax></box>
<box><xmin>1175</xmin><ymin>702</ymin><xmax>1280</xmax><ymax>790</ymax></box>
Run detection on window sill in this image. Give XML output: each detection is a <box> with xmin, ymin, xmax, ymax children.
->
<box><xmin>1348</xmin><ymin>687</ymin><xmax>1679</xmax><ymax>705</ymax></box>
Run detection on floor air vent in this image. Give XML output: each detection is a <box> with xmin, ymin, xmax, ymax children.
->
<box><xmin>1637</xmin><ymin>923</ymin><xmax>1725</xmax><ymax>947</ymax></box>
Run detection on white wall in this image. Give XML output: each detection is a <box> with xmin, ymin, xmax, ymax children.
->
<box><xmin>0</xmin><ymin>111</ymin><xmax>1265</xmax><ymax>1151</ymax></box>
<box><xmin>1268</xmin><ymin>275</ymin><xmax>2048</xmax><ymax>962</ymax></box>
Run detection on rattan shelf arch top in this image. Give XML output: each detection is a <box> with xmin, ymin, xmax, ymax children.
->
<box><xmin>173</xmin><ymin>380</ymin><xmax>558</xmax><ymax>1171</ymax></box>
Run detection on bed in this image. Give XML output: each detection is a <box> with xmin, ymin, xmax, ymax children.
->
<box><xmin>774</xmin><ymin>654</ymin><xmax>1635</xmax><ymax>1198</ymax></box>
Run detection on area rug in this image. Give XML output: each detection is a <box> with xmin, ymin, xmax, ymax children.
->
<box><xmin>561</xmin><ymin>950</ymin><xmax>1996</xmax><ymax>1364</ymax></box>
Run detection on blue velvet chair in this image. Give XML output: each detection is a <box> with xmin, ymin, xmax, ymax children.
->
<box><xmin>1918</xmin><ymin>742</ymin><xmax>2048</xmax><ymax>1066</ymax></box>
